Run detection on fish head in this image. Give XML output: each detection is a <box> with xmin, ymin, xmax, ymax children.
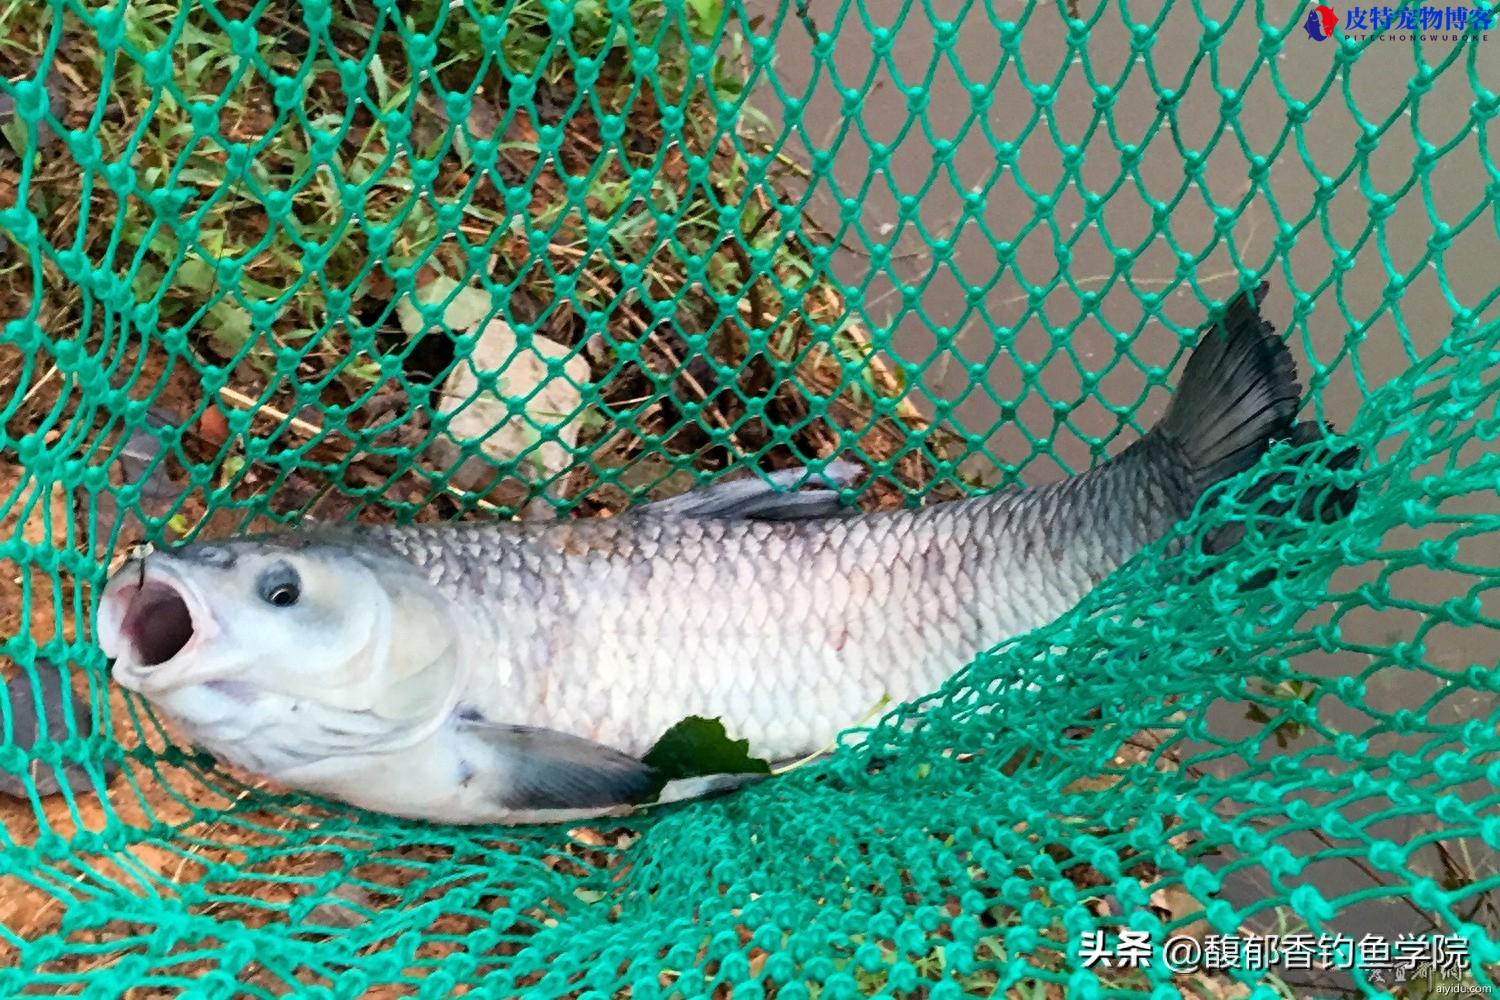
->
<box><xmin>97</xmin><ymin>535</ymin><xmax>465</xmax><ymax>773</ymax></box>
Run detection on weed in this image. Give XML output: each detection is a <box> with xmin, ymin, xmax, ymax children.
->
<box><xmin>1</xmin><ymin>0</ymin><xmax>956</xmax><ymax>517</ymax></box>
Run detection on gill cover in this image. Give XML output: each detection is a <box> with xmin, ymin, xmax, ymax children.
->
<box><xmin>267</xmin><ymin>541</ymin><xmax>471</xmax><ymax>736</ymax></box>
<box><xmin>368</xmin><ymin>562</ymin><xmax>466</xmax><ymax>724</ymax></box>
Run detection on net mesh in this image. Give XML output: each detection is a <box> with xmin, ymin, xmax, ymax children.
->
<box><xmin>2</xmin><ymin>0</ymin><xmax>1498</xmax><ymax>994</ymax></box>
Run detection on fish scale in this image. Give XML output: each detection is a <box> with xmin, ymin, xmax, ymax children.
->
<box><xmin>356</xmin><ymin>442</ymin><xmax>1194</xmax><ymax>761</ymax></box>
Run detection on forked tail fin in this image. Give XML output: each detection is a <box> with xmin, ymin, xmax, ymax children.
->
<box><xmin>1150</xmin><ymin>282</ymin><xmax>1360</xmax><ymax>557</ymax></box>
<box><xmin>1154</xmin><ymin>282</ymin><xmax>1302</xmax><ymax>495</ymax></box>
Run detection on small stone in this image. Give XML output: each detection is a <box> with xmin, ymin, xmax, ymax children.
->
<box><xmin>0</xmin><ymin>660</ymin><xmax>119</xmax><ymax>799</ymax></box>
<box><xmin>305</xmin><ymin>881</ymin><xmax>375</xmax><ymax>929</ymax></box>
<box><xmin>426</xmin><ymin>318</ymin><xmax>591</xmax><ymax>492</ymax></box>
<box><xmin>197</xmin><ymin>406</ymin><xmax>229</xmax><ymax>446</ymax></box>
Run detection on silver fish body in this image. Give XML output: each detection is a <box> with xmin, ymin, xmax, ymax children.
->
<box><xmin>97</xmin><ymin>284</ymin><xmax>1356</xmax><ymax>824</ymax></box>
<box><xmin>360</xmin><ymin>443</ymin><xmax>1190</xmax><ymax>762</ymax></box>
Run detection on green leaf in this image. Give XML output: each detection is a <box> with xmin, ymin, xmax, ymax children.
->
<box><xmin>0</xmin><ymin>118</ymin><xmax>29</xmax><ymax>156</ymax></box>
<box><xmin>396</xmin><ymin>274</ymin><xmax>495</xmax><ymax>337</ymax></box>
<box><xmin>219</xmin><ymin>454</ymin><xmax>245</xmax><ymax>488</ymax></box>
<box><xmin>174</xmin><ymin>257</ymin><xmax>217</xmax><ymax>294</ymax></box>
<box><xmin>369</xmin><ymin>54</ymin><xmax>390</xmax><ymax>106</ymax></box>
<box><xmin>206</xmin><ymin>302</ymin><xmax>252</xmax><ymax>354</ymax></box>
<box><xmin>640</xmin><ymin>715</ymin><xmax>771</xmax><ymax>800</ymax></box>
<box><xmin>132</xmin><ymin>262</ymin><xmax>163</xmax><ymax>300</ymax></box>
<box><xmin>685</xmin><ymin>0</ymin><xmax>724</xmax><ymax>38</ymax></box>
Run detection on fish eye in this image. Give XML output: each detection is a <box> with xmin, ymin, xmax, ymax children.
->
<box><xmin>257</xmin><ymin>564</ymin><xmax>301</xmax><ymax>608</ymax></box>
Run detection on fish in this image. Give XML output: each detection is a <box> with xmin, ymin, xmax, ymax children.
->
<box><xmin>96</xmin><ymin>283</ymin><xmax>1359</xmax><ymax>825</ymax></box>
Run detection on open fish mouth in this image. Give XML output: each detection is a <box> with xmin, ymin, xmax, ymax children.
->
<box><xmin>98</xmin><ymin>560</ymin><xmax>217</xmax><ymax>682</ymax></box>
<box><xmin>119</xmin><ymin>579</ymin><xmax>194</xmax><ymax>665</ymax></box>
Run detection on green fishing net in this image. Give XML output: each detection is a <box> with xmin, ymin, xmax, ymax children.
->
<box><xmin>2</xmin><ymin>0</ymin><xmax>1498</xmax><ymax>994</ymax></box>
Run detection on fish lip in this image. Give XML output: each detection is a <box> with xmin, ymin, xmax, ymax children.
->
<box><xmin>99</xmin><ymin>556</ymin><xmax>223</xmax><ymax>694</ymax></box>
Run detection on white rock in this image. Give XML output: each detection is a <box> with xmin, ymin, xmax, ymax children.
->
<box><xmin>429</xmin><ymin>317</ymin><xmax>592</xmax><ymax>491</ymax></box>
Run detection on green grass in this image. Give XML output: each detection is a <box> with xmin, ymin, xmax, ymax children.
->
<box><xmin>1</xmin><ymin>0</ymin><xmax>958</xmax><ymax>520</ymax></box>
<box><xmin>0</xmin><ymin>0</ymin><xmax>783</xmax><ymax>377</ymax></box>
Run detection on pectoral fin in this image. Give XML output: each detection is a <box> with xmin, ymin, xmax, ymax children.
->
<box><xmin>457</xmin><ymin>715</ymin><xmax>657</xmax><ymax>810</ymax></box>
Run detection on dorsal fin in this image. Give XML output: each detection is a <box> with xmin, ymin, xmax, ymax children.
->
<box><xmin>633</xmin><ymin>462</ymin><xmax>865</xmax><ymax>522</ymax></box>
